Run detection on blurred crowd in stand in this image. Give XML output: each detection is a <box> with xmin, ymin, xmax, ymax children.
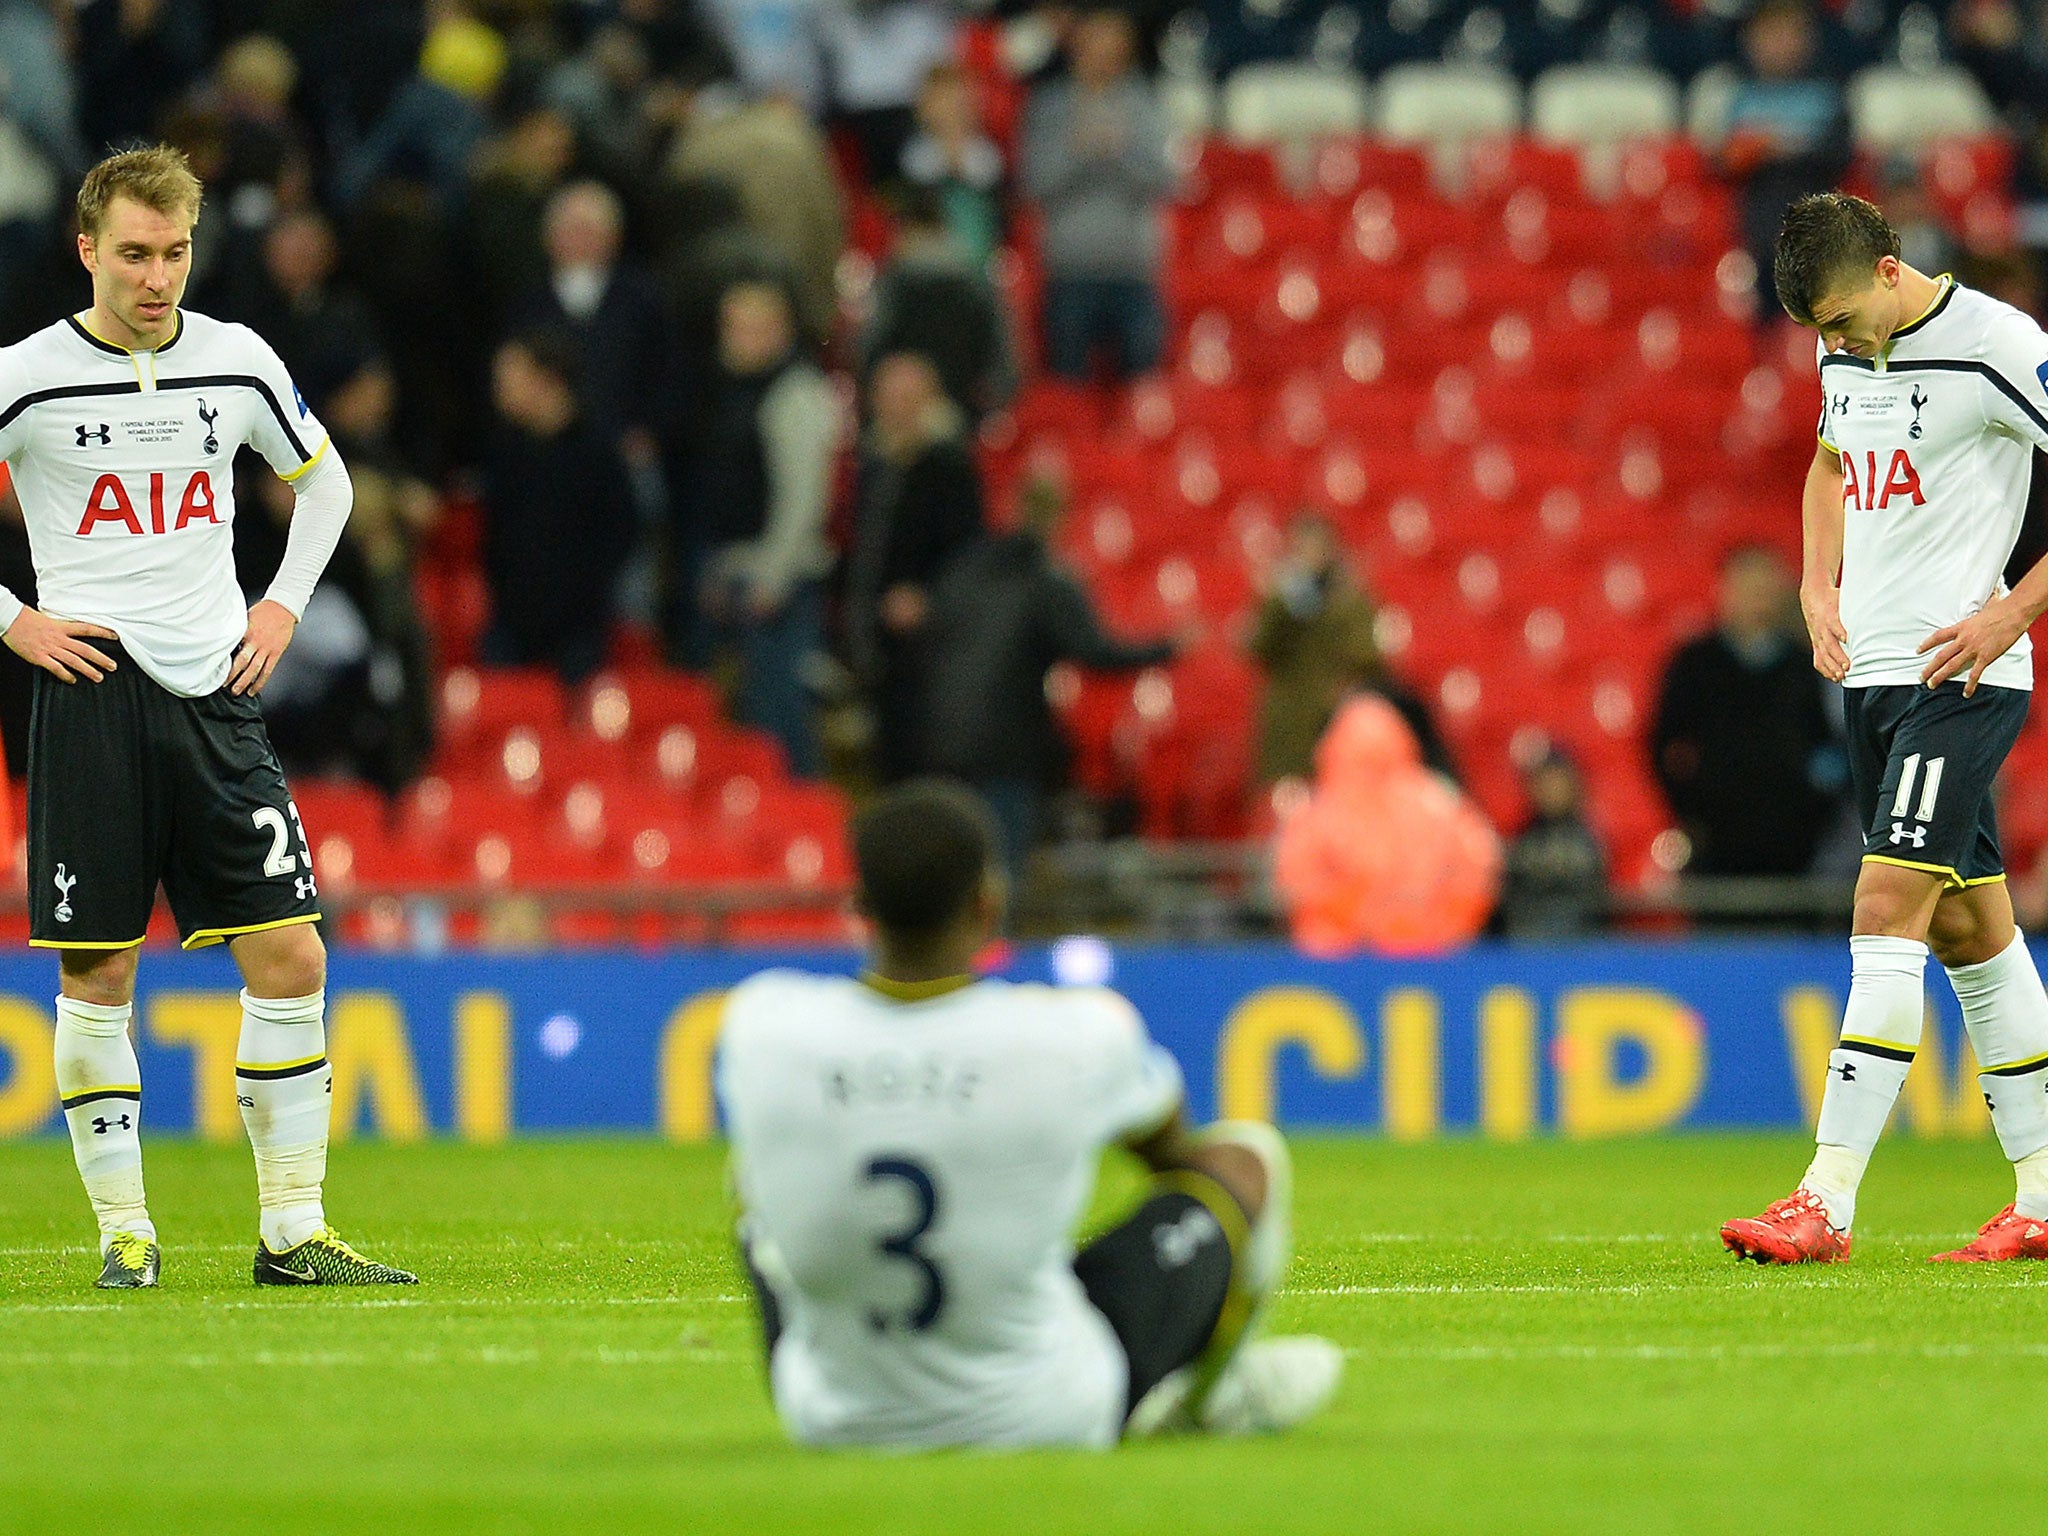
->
<box><xmin>0</xmin><ymin>0</ymin><xmax>2044</xmax><ymax>935</ymax></box>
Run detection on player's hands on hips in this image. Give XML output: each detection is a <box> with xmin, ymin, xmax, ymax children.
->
<box><xmin>1919</xmin><ymin>596</ymin><xmax>2030</xmax><ymax>696</ymax></box>
<box><xmin>1800</xmin><ymin>583</ymin><xmax>1849</xmax><ymax>683</ymax></box>
<box><xmin>230</xmin><ymin>599</ymin><xmax>296</xmax><ymax>696</ymax></box>
<box><xmin>2</xmin><ymin>607</ymin><xmax>118</xmax><ymax>684</ymax></box>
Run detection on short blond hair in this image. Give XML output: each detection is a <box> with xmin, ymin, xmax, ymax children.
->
<box><xmin>77</xmin><ymin>145</ymin><xmax>203</xmax><ymax>239</ymax></box>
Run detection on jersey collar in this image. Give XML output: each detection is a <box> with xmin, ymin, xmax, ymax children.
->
<box><xmin>66</xmin><ymin>309</ymin><xmax>183</xmax><ymax>356</ymax></box>
<box><xmin>859</xmin><ymin>972</ymin><xmax>975</xmax><ymax>1003</ymax></box>
<box><xmin>1886</xmin><ymin>274</ymin><xmax>1954</xmax><ymax>347</ymax></box>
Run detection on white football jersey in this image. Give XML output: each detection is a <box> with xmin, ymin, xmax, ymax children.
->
<box><xmin>0</xmin><ymin>309</ymin><xmax>330</xmax><ymax>696</ymax></box>
<box><xmin>716</xmin><ymin>970</ymin><xmax>1185</xmax><ymax>1449</ymax></box>
<box><xmin>1816</xmin><ymin>279</ymin><xmax>2048</xmax><ymax>691</ymax></box>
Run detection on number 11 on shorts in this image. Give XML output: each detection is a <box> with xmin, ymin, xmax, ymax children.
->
<box><xmin>1892</xmin><ymin>753</ymin><xmax>1945</xmax><ymax>823</ymax></box>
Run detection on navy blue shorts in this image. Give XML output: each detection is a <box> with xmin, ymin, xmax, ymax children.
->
<box><xmin>1844</xmin><ymin>682</ymin><xmax>2029</xmax><ymax>888</ymax></box>
<box><xmin>26</xmin><ymin>641</ymin><xmax>322</xmax><ymax>950</ymax></box>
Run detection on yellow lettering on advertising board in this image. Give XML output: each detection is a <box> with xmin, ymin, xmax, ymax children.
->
<box><xmin>1556</xmin><ymin>987</ymin><xmax>1704</xmax><ymax>1137</ymax></box>
<box><xmin>1381</xmin><ymin>988</ymin><xmax>1439</xmax><ymax>1139</ymax></box>
<box><xmin>454</xmin><ymin>991</ymin><xmax>512</xmax><ymax>1142</ymax></box>
<box><xmin>0</xmin><ymin>996</ymin><xmax>56</xmax><ymax>1136</ymax></box>
<box><xmin>659</xmin><ymin>990</ymin><xmax>729</xmax><ymax>1142</ymax></box>
<box><xmin>1479</xmin><ymin>986</ymin><xmax>1539</xmax><ymax>1140</ymax></box>
<box><xmin>1216</xmin><ymin>987</ymin><xmax>1366</xmax><ymax>1124</ymax></box>
<box><xmin>329</xmin><ymin>992</ymin><xmax>426</xmax><ymax>1141</ymax></box>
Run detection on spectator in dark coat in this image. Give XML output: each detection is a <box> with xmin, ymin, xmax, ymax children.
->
<box><xmin>692</xmin><ymin>280</ymin><xmax>839</xmax><ymax>778</ymax></box>
<box><xmin>1652</xmin><ymin>545</ymin><xmax>1847</xmax><ymax>876</ymax></box>
<box><xmin>239</xmin><ymin>211</ymin><xmax>386</xmax><ymax>404</ymax></box>
<box><xmin>919</xmin><ymin>477</ymin><xmax>1178</xmax><ymax>881</ymax></box>
<box><xmin>846</xmin><ymin>352</ymin><xmax>987</xmax><ymax>783</ymax></box>
<box><xmin>514</xmin><ymin>179</ymin><xmax>670</xmax><ymax>460</ymax></box>
<box><xmin>464</xmin><ymin>105</ymin><xmax>578</xmax><ymax>336</ymax></box>
<box><xmin>480</xmin><ymin>330</ymin><xmax>637</xmax><ymax>685</ymax></box>
<box><xmin>1497</xmin><ymin>748</ymin><xmax>1609</xmax><ymax>940</ymax></box>
<box><xmin>857</xmin><ymin>185</ymin><xmax>1017</xmax><ymax>424</ymax></box>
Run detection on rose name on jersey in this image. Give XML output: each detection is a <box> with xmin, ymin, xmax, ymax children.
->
<box><xmin>77</xmin><ymin>469</ymin><xmax>218</xmax><ymax>535</ymax></box>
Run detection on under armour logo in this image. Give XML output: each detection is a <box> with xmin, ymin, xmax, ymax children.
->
<box><xmin>75</xmin><ymin>423</ymin><xmax>110</xmax><ymax>447</ymax></box>
<box><xmin>294</xmin><ymin>875</ymin><xmax>317</xmax><ymax>900</ymax></box>
<box><xmin>1836</xmin><ymin>1061</ymin><xmax>1857</xmax><ymax>1082</ymax></box>
<box><xmin>90</xmin><ymin>1113</ymin><xmax>131</xmax><ymax>1134</ymax></box>
<box><xmin>1152</xmin><ymin>1207</ymin><xmax>1220</xmax><ymax>1270</ymax></box>
<box><xmin>53</xmin><ymin>864</ymin><xmax>76</xmax><ymax>923</ymax></box>
<box><xmin>1889</xmin><ymin>822</ymin><xmax>1928</xmax><ymax>848</ymax></box>
<box><xmin>1908</xmin><ymin>384</ymin><xmax>1928</xmax><ymax>439</ymax></box>
<box><xmin>1832</xmin><ymin>394</ymin><xmax>1850</xmax><ymax>418</ymax></box>
<box><xmin>197</xmin><ymin>398</ymin><xmax>219</xmax><ymax>455</ymax></box>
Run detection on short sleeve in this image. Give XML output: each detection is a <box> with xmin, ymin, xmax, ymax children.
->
<box><xmin>1077</xmin><ymin>989</ymin><xmax>1185</xmax><ymax>1145</ymax></box>
<box><xmin>1813</xmin><ymin>337</ymin><xmax>1839</xmax><ymax>452</ymax></box>
<box><xmin>235</xmin><ymin>325</ymin><xmax>330</xmax><ymax>480</ymax></box>
<box><xmin>1980</xmin><ymin>310</ymin><xmax>2048</xmax><ymax>453</ymax></box>
<box><xmin>0</xmin><ymin>349</ymin><xmax>31</xmax><ymax>464</ymax></box>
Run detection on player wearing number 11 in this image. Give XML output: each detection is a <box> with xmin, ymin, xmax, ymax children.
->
<box><xmin>0</xmin><ymin>146</ymin><xmax>412</xmax><ymax>1287</ymax></box>
<box><xmin>717</xmin><ymin>780</ymin><xmax>1341</xmax><ymax>1447</ymax></box>
<box><xmin>1722</xmin><ymin>193</ymin><xmax>2048</xmax><ymax>1265</ymax></box>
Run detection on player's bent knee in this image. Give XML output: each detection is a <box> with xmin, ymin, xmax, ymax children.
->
<box><xmin>232</xmin><ymin>924</ymin><xmax>327</xmax><ymax>999</ymax></box>
<box><xmin>1850</xmin><ymin>863</ymin><xmax>1946</xmax><ymax>940</ymax></box>
<box><xmin>1927</xmin><ymin>888</ymin><xmax>2016</xmax><ymax>968</ymax></box>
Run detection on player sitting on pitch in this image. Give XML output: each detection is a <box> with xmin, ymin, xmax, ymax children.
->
<box><xmin>1723</xmin><ymin>192</ymin><xmax>2048</xmax><ymax>1264</ymax></box>
<box><xmin>716</xmin><ymin>780</ymin><xmax>1341</xmax><ymax>1448</ymax></box>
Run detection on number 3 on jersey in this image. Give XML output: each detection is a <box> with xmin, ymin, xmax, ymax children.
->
<box><xmin>865</xmin><ymin>1156</ymin><xmax>945</xmax><ymax>1334</ymax></box>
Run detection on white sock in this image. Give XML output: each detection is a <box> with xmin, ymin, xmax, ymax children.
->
<box><xmin>2017</xmin><ymin>1148</ymin><xmax>2048</xmax><ymax>1222</ymax></box>
<box><xmin>236</xmin><ymin>989</ymin><xmax>332</xmax><ymax>1252</ymax></box>
<box><xmin>1946</xmin><ymin>931</ymin><xmax>2048</xmax><ymax>1216</ymax></box>
<box><xmin>1804</xmin><ymin>935</ymin><xmax>1928</xmax><ymax>1229</ymax></box>
<box><xmin>54</xmin><ymin>996</ymin><xmax>153</xmax><ymax>1248</ymax></box>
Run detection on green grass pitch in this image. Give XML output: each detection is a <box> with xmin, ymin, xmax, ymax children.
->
<box><xmin>3</xmin><ymin>1134</ymin><xmax>2044</xmax><ymax>1533</ymax></box>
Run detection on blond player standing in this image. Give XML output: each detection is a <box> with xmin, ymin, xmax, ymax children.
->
<box><xmin>1723</xmin><ymin>193</ymin><xmax>2048</xmax><ymax>1265</ymax></box>
<box><xmin>0</xmin><ymin>146</ymin><xmax>413</xmax><ymax>1288</ymax></box>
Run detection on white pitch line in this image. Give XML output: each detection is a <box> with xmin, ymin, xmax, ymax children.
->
<box><xmin>1346</xmin><ymin>1340</ymin><xmax>2048</xmax><ymax>1364</ymax></box>
<box><xmin>0</xmin><ymin>1346</ymin><xmax>743</xmax><ymax>1369</ymax></box>
<box><xmin>0</xmin><ymin>1293</ymin><xmax>752</xmax><ymax>1314</ymax></box>
<box><xmin>1295</xmin><ymin>1283</ymin><xmax>1694</xmax><ymax>1298</ymax></box>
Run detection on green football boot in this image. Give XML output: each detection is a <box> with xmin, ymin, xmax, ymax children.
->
<box><xmin>96</xmin><ymin>1231</ymin><xmax>161</xmax><ymax>1289</ymax></box>
<box><xmin>254</xmin><ymin>1227</ymin><xmax>417</xmax><ymax>1286</ymax></box>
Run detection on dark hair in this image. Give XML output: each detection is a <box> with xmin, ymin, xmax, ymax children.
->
<box><xmin>1773</xmin><ymin>192</ymin><xmax>1902</xmax><ymax>325</ymax></box>
<box><xmin>853</xmin><ymin>779</ymin><xmax>995</xmax><ymax>936</ymax></box>
<box><xmin>502</xmin><ymin>326</ymin><xmax>584</xmax><ymax>393</ymax></box>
